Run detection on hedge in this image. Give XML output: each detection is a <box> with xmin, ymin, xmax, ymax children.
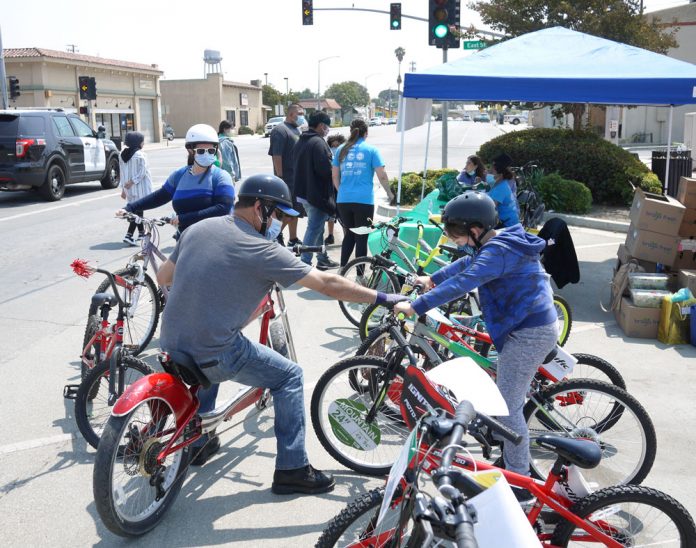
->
<box><xmin>537</xmin><ymin>173</ymin><xmax>593</xmax><ymax>214</ymax></box>
<box><xmin>477</xmin><ymin>128</ymin><xmax>659</xmax><ymax>205</ymax></box>
<box><xmin>237</xmin><ymin>125</ymin><xmax>254</xmax><ymax>135</ymax></box>
<box><xmin>388</xmin><ymin>169</ymin><xmax>457</xmax><ymax>205</ymax></box>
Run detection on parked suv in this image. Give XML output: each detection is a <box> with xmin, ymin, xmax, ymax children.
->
<box><xmin>0</xmin><ymin>108</ymin><xmax>121</xmax><ymax>201</ymax></box>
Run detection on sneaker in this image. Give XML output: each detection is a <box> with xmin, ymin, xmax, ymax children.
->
<box><xmin>316</xmin><ymin>258</ymin><xmax>340</xmax><ymax>271</ymax></box>
<box><xmin>324</xmin><ymin>234</ymin><xmax>335</xmax><ymax>246</ymax></box>
<box><xmin>271</xmin><ymin>464</ymin><xmax>335</xmax><ymax>495</ymax></box>
<box><xmin>190</xmin><ymin>435</ymin><xmax>220</xmax><ymax>466</ymax></box>
<box><xmin>287</xmin><ymin>238</ymin><xmax>303</xmax><ymax>248</ymax></box>
<box><xmin>122</xmin><ymin>234</ymin><xmax>135</xmax><ymax>245</ymax></box>
<box><xmin>136</xmin><ymin>233</ymin><xmax>145</xmax><ymax>241</ymax></box>
<box><xmin>276</xmin><ymin>233</ymin><xmax>285</xmax><ymax>247</ymax></box>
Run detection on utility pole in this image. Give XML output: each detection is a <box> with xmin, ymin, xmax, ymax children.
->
<box><xmin>0</xmin><ymin>26</ymin><xmax>8</xmax><ymax>109</ymax></box>
<box><xmin>442</xmin><ymin>48</ymin><xmax>448</xmax><ymax>169</ymax></box>
<box><xmin>409</xmin><ymin>61</ymin><xmax>416</xmax><ymax>72</ymax></box>
<box><xmin>66</xmin><ymin>44</ymin><xmax>79</xmax><ymax>53</ymax></box>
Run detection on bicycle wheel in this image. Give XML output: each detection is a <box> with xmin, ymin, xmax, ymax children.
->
<box><xmin>75</xmin><ymin>352</ymin><xmax>152</xmax><ymax>449</ymax></box>
<box><xmin>92</xmin><ymin>267</ymin><xmax>160</xmax><ymax>355</ymax></box>
<box><xmin>358</xmin><ymin>302</ymin><xmax>393</xmax><ymax>342</ymax></box>
<box><xmin>317</xmin><ymin>487</ymin><xmax>420</xmax><ymax>547</ymax></box>
<box><xmin>311</xmin><ymin>356</ymin><xmax>409</xmax><ymax>475</ymax></box>
<box><xmin>81</xmin><ymin>314</ymin><xmax>101</xmax><ymax>379</ymax></box>
<box><xmin>568</xmin><ymin>353</ymin><xmax>626</xmax><ymax>390</ymax></box>
<box><xmin>338</xmin><ymin>257</ymin><xmax>400</xmax><ymax>327</ymax></box>
<box><xmin>524</xmin><ymin>379</ymin><xmax>656</xmax><ymax>486</ymax></box>
<box><xmin>551</xmin><ymin>485</ymin><xmax>696</xmax><ymax>546</ymax></box>
<box><xmin>554</xmin><ymin>294</ymin><xmax>572</xmax><ymax>347</ymax></box>
<box><xmin>93</xmin><ymin>398</ymin><xmax>190</xmax><ymax>537</ymax></box>
<box><xmin>269</xmin><ymin>321</ymin><xmax>289</xmax><ymax>358</ymax></box>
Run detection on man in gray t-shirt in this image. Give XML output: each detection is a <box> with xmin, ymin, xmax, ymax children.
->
<box><xmin>268</xmin><ymin>103</ymin><xmax>304</xmax><ymax>246</ymax></box>
<box><xmin>157</xmin><ymin>174</ymin><xmax>407</xmax><ymax>496</ymax></box>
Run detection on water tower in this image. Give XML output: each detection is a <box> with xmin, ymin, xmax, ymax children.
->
<box><xmin>203</xmin><ymin>50</ymin><xmax>223</xmax><ymax>77</ymax></box>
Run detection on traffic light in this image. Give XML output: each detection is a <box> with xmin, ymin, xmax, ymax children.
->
<box><xmin>302</xmin><ymin>0</ymin><xmax>313</xmax><ymax>26</ymax></box>
<box><xmin>79</xmin><ymin>76</ymin><xmax>89</xmax><ymax>100</ymax></box>
<box><xmin>87</xmin><ymin>77</ymin><xmax>97</xmax><ymax>100</ymax></box>
<box><xmin>428</xmin><ymin>0</ymin><xmax>460</xmax><ymax>49</ymax></box>
<box><xmin>8</xmin><ymin>77</ymin><xmax>20</xmax><ymax>100</ymax></box>
<box><xmin>390</xmin><ymin>3</ymin><xmax>401</xmax><ymax>30</ymax></box>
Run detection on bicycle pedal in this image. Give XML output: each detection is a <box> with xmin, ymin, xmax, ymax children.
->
<box><xmin>63</xmin><ymin>384</ymin><xmax>80</xmax><ymax>399</ymax></box>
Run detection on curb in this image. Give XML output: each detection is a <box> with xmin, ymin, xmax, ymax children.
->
<box><xmin>376</xmin><ymin>201</ymin><xmax>630</xmax><ymax>234</ymax></box>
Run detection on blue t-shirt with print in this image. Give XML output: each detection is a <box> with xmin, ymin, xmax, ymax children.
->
<box><xmin>332</xmin><ymin>138</ymin><xmax>385</xmax><ymax>205</ymax></box>
<box><xmin>487</xmin><ymin>178</ymin><xmax>519</xmax><ymax>227</ymax></box>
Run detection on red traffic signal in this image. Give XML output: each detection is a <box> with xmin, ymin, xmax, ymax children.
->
<box><xmin>302</xmin><ymin>0</ymin><xmax>313</xmax><ymax>26</ymax></box>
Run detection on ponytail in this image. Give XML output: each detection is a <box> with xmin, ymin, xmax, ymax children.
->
<box><xmin>339</xmin><ymin>119</ymin><xmax>368</xmax><ymax>163</ymax></box>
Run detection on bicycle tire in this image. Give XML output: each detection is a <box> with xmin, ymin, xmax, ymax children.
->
<box><xmin>311</xmin><ymin>356</ymin><xmax>409</xmax><ymax>475</ymax></box>
<box><xmin>93</xmin><ymin>398</ymin><xmax>189</xmax><ymax>537</ymax></box>
<box><xmin>551</xmin><ymin>484</ymin><xmax>696</xmax><ymax>546</ymax></box>
<box><xmin>358</xmin><ymin>302</ymin><xmax>393</xmax><ymax>342</ymax></box>
<box><xmin>269</xmin><ymin>321</ymin><xmax>289</xmax><ymax>358</ymax></box>
<box><xmin>554</xmin><ymin>294</ymin><xmax>572</xmax><ymax>347</ymax></box>
<box><xmin>570</xmin><ymin>353</ymin><xmax>626</xmax><ymax>390</ymax></box>
<box><xmin>75</xmin><ymin>353</ymin><xmax>152</xmax><ymax>449</ymax></box>
<box><xmin>524</xmin><ymin>378</ymin><xmax>656</xmax><ymax>486</ymax></box>
<box><xmin>338</xmin><ymin>257</ymin><xmax>400</xmax><ymax>327</ymax></box>
<box><xmin>92</xmin><ymin>268</ymin><xmax>160</xmax><ymax>355</ymax></box>
<box><xmin>81</xmin><ymin>314</ymin><xmax>101</xmax><ymax>379</ymax></box>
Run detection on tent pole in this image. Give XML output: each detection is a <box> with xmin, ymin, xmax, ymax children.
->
<box><xmin>421</xmin><ymin>116</ymin><xmax>432</xmax><ymax>201</ymax></box>
<box><xmin>664</xmin><ymin>105</ymin><xmax>673</xmax><ymax>195</ymax></box>
<box><xmin>441</xmin><ymin>48</ymin><xmax>448</xmax><ymax>169</ymax></box>
<box><xmin>396</xmin><ymin>96</ymin><xmax>407</xmax><ymax>215</ymax></box>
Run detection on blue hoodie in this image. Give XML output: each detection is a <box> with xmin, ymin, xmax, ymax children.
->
<box><xmin>412</xmin><ymin>224</ymin><xmax>556</xmax><ymax>351</ymax></box>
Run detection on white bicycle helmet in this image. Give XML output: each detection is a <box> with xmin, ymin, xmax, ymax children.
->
<box><xmin>185</xmin><ymin>124</ymin><xmax>218</xmax><ymax>146</ymax></box>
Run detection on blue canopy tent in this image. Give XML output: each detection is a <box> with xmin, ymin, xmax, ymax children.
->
<box><xmin>395</xmin><ymin>26</ymin><xmax>696</xmax><ymax>206</ymax></box>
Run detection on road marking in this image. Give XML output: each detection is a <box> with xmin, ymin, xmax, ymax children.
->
<box><xmin>0</xmin><ymin>433</ymin><xmax>75</xmax><ymax>455</ymax></box>
<box><xmin>572</xmin><ymin>320</ymin><xmax>617</xmax><ymax>333</ymax></box>
<box><xmin>576</xmin><ymin>241</ymin><xmax>624</xmax><ymax>250</ymax></box>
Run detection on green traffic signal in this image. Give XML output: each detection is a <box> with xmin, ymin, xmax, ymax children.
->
<box><xmin>434</xmin><ymin>24</ymin><xmax>448</xmax><ymax>38</ymax></box>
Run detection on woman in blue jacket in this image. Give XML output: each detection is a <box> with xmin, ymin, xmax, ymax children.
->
<box><xmin>487</xmin><ymin>153</ymin><xmax>520</xmax><ymax>227</ymax></box>
<box><xmin>456</xmin><ymin>155</ymin><xmax>486</xmax><ymax>188</ymax></box>
<box><xmin>393</xmin><ymin>192</ymin><xmax>557</xmax><ymax>497</ymax></box>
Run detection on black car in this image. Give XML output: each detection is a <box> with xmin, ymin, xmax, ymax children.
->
<box><xmin>0</xmin><ymin>108</ymin><xmax>120</xmax><ymax>201</ymax></box>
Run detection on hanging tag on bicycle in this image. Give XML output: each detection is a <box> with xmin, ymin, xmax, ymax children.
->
<box><xmin>539</xmin><ymin>346</ymin><xmax>577</xmax><ymax>382</ymax></box>
<box><xmin>327</xmin><ymin>399</ymin><xmax>381</xmax><ymax>451</ymax></box>
<box><xmin>377</xmin><ymin>425</ymin><xmax>418</xmax><ymax>528</ymax></box>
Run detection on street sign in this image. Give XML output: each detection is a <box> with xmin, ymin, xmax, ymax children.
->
<box><xmin>463</xmin><ymin>40</ymin><xmax>486</xmax><ymax>50</ymax></box>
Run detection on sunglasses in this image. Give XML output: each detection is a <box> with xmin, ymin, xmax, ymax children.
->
<box><xmin>193</xmin><ymin>147</ymin><xmax>217</xmax><ymax>155</ymax></box>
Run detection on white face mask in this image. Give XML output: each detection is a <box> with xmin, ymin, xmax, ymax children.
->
<box><xmin>265</xmin><ymin>218</ymin><xmax>283</xmax><ymax>241</ymax></box>
<box><xmin>194</xmin><ymin>152</ymin><xmax>216</xmax><ymax>167</ymax></box>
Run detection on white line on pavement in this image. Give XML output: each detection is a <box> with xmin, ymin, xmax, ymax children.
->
<box><xmin>572</xmin><ymin>320</ymin><xmax>617</xmax><ymax>333</ymax></box>
<box><xmin>576</xmin><ymin>241</ymin><xmax>625</xmax><ymax>250</ymax></box>
<box><xmin>0</xmin><ymin>433</ymin><xmax>75</xmax><ymax>455</ymax></box>
<box><xmin>0</xmin><ymin>192</ymin><xmax>120</xmax><ymax>222</ymax></box>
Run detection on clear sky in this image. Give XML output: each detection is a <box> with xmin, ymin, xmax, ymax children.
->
<box><xmin>1</xmin><ymin>0</ymin><xmax>690</xmax><ymax>98</ymax></box>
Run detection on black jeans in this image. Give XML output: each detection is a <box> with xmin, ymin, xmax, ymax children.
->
<box><xmin>127</xmin><ymin>209</ymin><xmax>144</xmax><ymax>236</ymax></box>
<box><xmin>337</xmin><ymin>202</ymin><xmax>374</xmax><ymax>267</ymax></box>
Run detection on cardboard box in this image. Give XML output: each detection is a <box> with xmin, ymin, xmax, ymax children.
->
<box><xmin>672</xmin><ymin>249</ymin><xmax>696</xmax><ymax>271</ymax></box>
<box><xmin>616</xmin><ymin>243</ymin><xmax>658</xmax><ymax>273</ymax></box>
<box><xmin>614</xmin><ymin>296</ymin><xmax>661</xmax><ymax>338</ymax></box>
<box><xmin>625</xmin><ymin>224</ymin><xmax>680</xmax><ymax>266</ymax></box>
<box><xmin>678</xmin><ymin>208</ymin><xmax>696</xmax><ymax>239</ymax></box>
<box><xmin>677</xmin><ymin>177</ymin><xmax>696</xmax><ymax>209</ymax></box>
<box><xmin>678</xmin><ymin>269</ymin><xmax>696</xmax><ymax>296</ymax></box>
<box><xmin>629</xmin><ymin>188</ymin><xmax>685</xmax><ymax>236</ymax></box>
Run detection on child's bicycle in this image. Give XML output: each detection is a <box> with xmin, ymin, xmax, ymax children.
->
<box><xmin>317</xmin><ymin>394</ymin><xmax>696</xmax><ymax>547</ymax></box>
<box><xmin>91</xmin><ymin>245</ymin><xmax>318</xmax><ymax>538</ymax></box>
<box><xmin>64</xmin><ymin>261</ymin><xmax>153</xmax><ymax>448</ymax></box>
<box><xmin>82</xmin><ymin>213</ymin><xmax>173</xmax><ymax>358</ymax></box>
<box><xmin>311</xmin><ymin>310</ymin><xmax>656</xmax><ymax>489</ymax></box>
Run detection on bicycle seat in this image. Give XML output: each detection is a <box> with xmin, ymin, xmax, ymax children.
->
<box><xmin>541</xmin><ymin>348</ymin><xmax>558</xmax><ymax>364</ymax></box>
<box><xmin>91</xmin><ymin>292</ymin><xmax>118</xmax><ymax>309</ymax></box>
<box><xmin>166</xmin><ymin>350</ymin><xmax>211</xmax><ymax>389</ymax></box>
<box><xmin>439</xmin><ymin>243</ymin><xmax>464</xmax><ymax>259</ymax></box>
<box><xmin>535</xmin><ymin>435</ymin><xmax>602</xmax><ymax>469</ymax></box>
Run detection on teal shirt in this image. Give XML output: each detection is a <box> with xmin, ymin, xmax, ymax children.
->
<box><xmin>332</xmin><ymin>138</ymin><xmax>385</xmax><ymax>205</ymax></box>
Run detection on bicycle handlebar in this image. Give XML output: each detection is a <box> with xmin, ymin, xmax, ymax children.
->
<box><xmin>290</xmin><ymin>244</ymin><xmax>324</xmax><ymax>257</ymax></box>
<box><xmin>119</xmin><ymin>212</ymin><xmax>173</xmax><ymax>226</ymax></box>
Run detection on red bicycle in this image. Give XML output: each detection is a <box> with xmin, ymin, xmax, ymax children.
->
<box><xmin>92</xmin><ymin>245</ymin><xmax>318</xmax><ymax>537</ymax></box>
<box><xmin>316</xmin><ymin>369</ymin><xmax>696</xmax><ymax>547</ymax></box>
<box><xmin>64</xmin><ymin>260</ymin><xmax>152</xmax><ymax>449</ymax></box>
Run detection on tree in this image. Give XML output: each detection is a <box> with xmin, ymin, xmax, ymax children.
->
<box><xmin>394</xmin><ymin>47</ymin><xmax>406</xmax><ymax>99</ymax></box>
<box><xmin>297</xmin><ymin>88</ymin><xmax>316</xmax><ymax>100</ymax></box>
<box><xmin>467</xmin><ymin>0</ymin><xmax>678</xmax><ymax>129</ymax></box>
<box><xmin>376</xmin><ymin>89</ymin><xmax>402</xmax><ymax>108</ymax></box>
<box><xmin>325</xmin><ymin>81</ymin><xmax>370</xmax><ymax>118</ymax></box>
<box><xmin>262</xmin><ymin>85</ymin><xmax>300</xmax><ymax>110</ymax></box>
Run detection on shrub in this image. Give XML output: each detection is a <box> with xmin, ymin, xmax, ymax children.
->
<box><xmin>238</xmin><ymin>125</ymin><xmax>254</xmax><ymax>135</ymax></box>
<box><xmin>477</xmin><ymin>128</ymin><xmax>655</xmax><ymax>205</ymax></box>
<box><xmin>537</xmin><ymin>173</ymin><xmax>592</xmax><ymax>214</ymax></box>
<box><xmin>389</xmin><ymin>173</ymin><xmax>436</xmax><ymax>205</ymax></box>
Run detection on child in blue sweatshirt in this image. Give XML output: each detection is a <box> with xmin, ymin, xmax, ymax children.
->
<box><xmin>393</xmin><ymin>191</ymin><xmax>557</xmax><ymax>481</ymax></box>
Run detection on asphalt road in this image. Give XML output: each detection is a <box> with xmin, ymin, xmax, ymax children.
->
<box><xmin>1</xmin><ymin>122</ymin><xmax>694</xmax><ymax>546</ymax></box>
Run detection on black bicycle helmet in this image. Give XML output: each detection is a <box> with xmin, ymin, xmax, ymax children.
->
<box><xmin>238</xmin><ymin>174</ymin><xmax>299</xmax><ymax>216</ymax></box>
<box><xmin>441</xmin><ymin>191</ymin><xmax>498</xmax><ymax>248</ymax></box>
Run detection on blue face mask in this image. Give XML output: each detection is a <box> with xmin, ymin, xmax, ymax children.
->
<box><xmin>467</xmin><ymin>169</ymin><xmax>476</xmax><ymax>177</ymax></box>
<box><xmin>457</xmin><ymin>243</ymin><xmax>477</xmax><ymax>257</ymax></box>
<box><xmin>265</xmin><ymin>218</ymin><xmax>283</xmax><ymax>241</ymax></box>
<box><xmin>485</xmin><ymin>173</ymin><xmax>495</xmax><ymax>184</ymax></box>
<box><xmin>194</xmin><ymin>152</ymin><xmax>216</xmax><ymax>167</ymax></box>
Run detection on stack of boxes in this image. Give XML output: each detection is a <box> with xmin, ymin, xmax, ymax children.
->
<box><xmin>614</xmin><ymin>184</ymin><xmax>687</xmax><ymax>337</ymax></box>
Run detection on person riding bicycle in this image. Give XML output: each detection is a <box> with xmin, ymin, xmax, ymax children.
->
<box><xmin>156</xmin><ymin>174</ymin><xmax>407</xmax><ymax>494</ymax></box>
<box><xmin>116</xmin><ymin>124</ymin><xmax>234</xmax><ymax>235</ymax></box>
<box><xmin>392</xmin><ymin>191</ymin><xmax>557</xmax><ymax>499</ymax></box>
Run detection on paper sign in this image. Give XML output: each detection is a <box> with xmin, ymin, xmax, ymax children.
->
<box><xmin>376</xmin><ymin>426</ymin><xmax>417</xmax><ymax>527</ymax></box>
<box><xmin>425</xmin><ymin>357</ymin><xmax>509</xmax><ymax>416</ymax></box>
<box><xmin>538</xmin><ymin>346</ymin><xmax>577</xmax><ymax>382</ymax></box>
<box><xmin>425</xmin><ymin>307</ymin><xmax>454</xmax><ymax>327</ymax></box>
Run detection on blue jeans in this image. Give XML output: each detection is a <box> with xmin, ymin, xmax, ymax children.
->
<box><xmin>195</xmin><ymin>331</ymin><xmax>309</xmax><ymax>470</ymax></box>
<box><xmin>301</xmin><ymin>202</ymin><xmax>330</xmax><ymax>265</ymax></box>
